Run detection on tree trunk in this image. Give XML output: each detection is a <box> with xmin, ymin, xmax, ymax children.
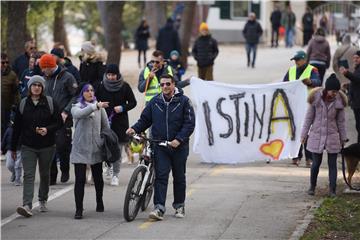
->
<box><xmin>145</xmin><ymin>1</ymin><xmax>167</xmax><ymax>39</ymax></box>
<box><xmin>53</xmin><ymin>1</ymin><xmax>71</xmax><ymax>56</ymax></box>
<box><xmin>97</xmin><ymin>1</ymin><xmax>124</xmax><ymax>65</ymax></box>
<box><xmin>179</xmin><ymin>1</ymin><xmax>196</xmax><ymax>68</ymax></box>
<box><xmin>6</xmin><ymin>1</ymin><xmax>28</xmax><ymax>63</ymax></box>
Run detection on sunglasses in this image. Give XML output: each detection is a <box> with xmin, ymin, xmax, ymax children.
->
<box><xmin>151</xmin><ymin>60</ymin><xmax>160</xmax><ymax>64</ymax></box>
<box><xmin>32</xmin><ymin>83</ymin><xmax>42</xmax><ymax>87</ymax></box>
<box><xmin>160</xmin><ymin>82</ymin><xmax>172</xmax><ymax>87</ymax></box>
<box><xmin>1</xmin><ymin>61</ymin><xmax>9</xmax><ymax>64</ymax></box>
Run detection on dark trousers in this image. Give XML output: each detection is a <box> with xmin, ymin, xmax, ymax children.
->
<box><xmin>138</xmin><ymin>50</ymin><xmax>147</xmax><ymax>66</ymax></box>
<box><xmin>74</xmin><ymin>162</ymin><xmax>103</xmax><ymax>211</ymax></box>
<box><xmin>198</xmin><ymin>65</ymin><xmax>213</xmax><ymax>81</ymax></box>
<box><xmin>153</xmin><ymin>145</ymin><xmax>189</xmax><ymax>212</ymax></box>
<box><xmin>21</xmin><ymin>145</ymin><xmax>55</xmax><ymax>209</ymax></box>
<box><xmin>51</xmin><ymin>124</ymin><xmax>72</xmax><ymax>183</ymax></box>
<box><xmin>245</xmin><ymin>43</ymin><xmax>258</xmax><ymax>67</ymax></box>
<box><xmin>271</xmin><ymin>26</ymin><xmax>279</xmax><ymax>47</ymax></box>
<box><xmin>310</xmin><ymin>63</ymin><xmax>327</xmax><ymax>86</ymax></box>
<box><xmin>310</xmin><ymin>152</ymin><xmax>338</xmax><ymax>192</ymax></box>
<box><xmin>354</xmin><ymin>108</ymin><xmax>360</xmax><ymax>143</ymax></box>
<box><xmin>303</xmin><ymin>30</ymin><xmax>313</xmax><ymax>46</ymax></box>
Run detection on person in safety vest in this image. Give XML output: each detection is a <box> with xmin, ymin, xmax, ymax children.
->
<box><xmin>283</xmin><ymin>50</ymin><xmax>321</xmax><ymax>167</ymax></box>
<box><xmin>138</xmin><ymin>50</ymin><xmax>177</xmax><ymax>104</ymax></box>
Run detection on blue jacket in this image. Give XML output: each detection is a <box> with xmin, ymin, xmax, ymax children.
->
<box><xmin>132</xmin><ymin>89</ymin><xmax>195</xmax><ymax>145</ymax></box>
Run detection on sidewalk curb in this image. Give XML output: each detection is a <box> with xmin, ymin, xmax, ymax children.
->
<box><xmin>288</xmin><ymin>198</ymin><xmax>324</xmax><ymax>240</ymax></box>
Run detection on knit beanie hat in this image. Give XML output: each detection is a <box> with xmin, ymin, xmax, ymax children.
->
<box><xmin>325</xmin><ymin>73</ymin><xmax>341</xmax><ymax>91</ymax></box>
<box><xmin>105</xmin><ymin>64</ymin><xmax>120</xmax><ymax>76</ymax></box>
<box><xmin>50</xmin><ymin>48</ymin><xmax>64</xmax><ymax>59</ymax></box>
<box><xmin>81</xmin><ymin>41</ymin><xmax>96</xmax><ymax>55</ymax></box>
<box><xmin>39</xmin><ymin>54</ymin><xmax>57</xmax><ymax>69</ymax></box>
<box><xmin>27</xmin><ymin>75</ymin><xmax>46</xmax><ymax>89</ymax></box>
<box><xmin>170</xmin><ymin>50</ymin><xmax>179</xmax><ymax>58</ymax></box>
<box><xmin>199</xmin><ymin>22</ymin><xmax>209</xmax><ymax>32</ymax></box>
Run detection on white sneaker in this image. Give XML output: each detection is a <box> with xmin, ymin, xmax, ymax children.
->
<box><xmin>17</xmin><ymin>205</ymin><xmax>33</xmax><ymax>217</ymax></box>
<box><xmin>110</xmin><ymin>176</ymin><xmax>119</xmax><ymax>186</ymax></box>
<box><xmin>175</xmin><ymin>207</ymin><xmax>185</xmax><ymax>218</ymax></box>
<box><xmin>39</xmin><ymin>201</ymin><xmax>48</xmax><ymax>212</ymax></box>
<box><xmin>105</xmin><ymin>166</ymin><xmax>113</xmax><ymax>179</ymax></box>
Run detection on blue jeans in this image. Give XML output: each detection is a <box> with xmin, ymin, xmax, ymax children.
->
<box><xmin>153</xmin><ymin>145</ymin><xmax>189</xmax><ymax>213</ymax></box>
<box><xmin>310</xmin><ymin>152</ymin><xmax>338</xmax><ymax>192</ymax></box>
<box><xmin>285</xmin><ymin>27</ymin><xmax>294</xmax><ymax>47</ymax></box>
<box><xmin>245</xmin><ymin>43</ymin><xmax>257</xmax><ymax>67</ymax></box>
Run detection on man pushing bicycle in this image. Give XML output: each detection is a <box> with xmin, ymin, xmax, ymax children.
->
<box><xmin>126</xmin><ymin>74</ymin><xmax>195</xmax><ymax>220</ymax></box>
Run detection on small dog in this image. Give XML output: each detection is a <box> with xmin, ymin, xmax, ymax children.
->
<box><xmin>125</xmin><ymin>133</ymin><xmax>146</xmax><ymax>164</ymax></box>
<box><xmin>341</xmin><ymin>143</ymin><xmax>360</xmax><ymax>187</ymax></box>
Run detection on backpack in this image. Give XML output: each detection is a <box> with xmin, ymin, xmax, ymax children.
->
<box><xmin>19</xmin><ymin>96</ymin><xmax>54</xmax><ymax>115</ymax></box>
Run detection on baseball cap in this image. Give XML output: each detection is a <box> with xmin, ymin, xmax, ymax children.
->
<box><xmin>290</xmin><ymin>50</ymin><xmax>306</xmax><ymax>61</ymax></box>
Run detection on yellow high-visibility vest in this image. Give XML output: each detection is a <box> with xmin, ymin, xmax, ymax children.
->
<box><xmin>144</xmin><ymin>66</ymin><xmax>173</xmax><ymax>103</ymax></box>
<box><xmin>288</xmin><ymin>64</ymin><xmax>315</xmax><ymax>81</ymax></box>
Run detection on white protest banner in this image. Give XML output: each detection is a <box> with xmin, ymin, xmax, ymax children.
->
<box><xmin>190</xmin><ymin>77</ymin><xmax>307</xmax><ymax>164</ymax></box>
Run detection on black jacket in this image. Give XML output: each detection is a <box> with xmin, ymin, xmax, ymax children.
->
<box><xmin>243</xmin><ymin>20</ymin><xmax>263</xmax><ymax>44</ymax></box>
<box><xmin>96</xmin><ymin>80</ymin><xmax>137</xmax><ymax>143</ymax></box>
<box><xmin>135</xmin><ymin>25</ymin><xmax>150</xmax><ymax>51</ymax></box>
<box><xmin>344</xmin><ymin>64</ymin><xmax>360</xmax><ymax>108</ymax></box>
<box><xmin>11</xmin><ymin>96</ymin><xmax>63</xmax><ymax>151</ymax></box>
<box><xmin>64</xmin><ymin>57</ymin><xmax>81</xmax><ymax>83</ymax></box>
<box><xmin>44</xmin><ymin>66</ymin><xmax>78</xmax><ymax>114</ymax></box>
<box><xmin>101</xmin><ymin>127</ymin><xmax>120</xmax><ymax>164</ymax></box>
<box><xmin>270</xmin><ymin>10</ymin><xmax>282</xmax><ymax>28</ymax></box>
<box><xmin>192</xmin><ymin>35</ymin><xmax>219</xmax><ymax>68</ymax></box>
<box><xmin>12</xmin><ymin>53</ymin><xmax>30</xmax><ymax>78</ymax></box>
<box><xmin>79</xmin><ymin>59</ymin><xmax>105</xmax><ymax>90</ymax></box>
<box><xmin>156</xmin><ymin>23</ymin><xmax>181</xmax><ymax>59</ymax></box>
<box><xmin>302</xmin><ymin>12</ymin><xmax>314</xmax><ymax>32</ymax></box>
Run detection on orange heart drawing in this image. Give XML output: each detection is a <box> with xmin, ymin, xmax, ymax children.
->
<box><xmin>260</xmin><ymin>139</ymin><xmax>284</xmax><ymax>160</ymax></box>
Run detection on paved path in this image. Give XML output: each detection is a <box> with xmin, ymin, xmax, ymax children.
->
<box><xmin>2</xmin><ymin>40</ymin><xmax>357</xmax><ymax>240</ymax></box>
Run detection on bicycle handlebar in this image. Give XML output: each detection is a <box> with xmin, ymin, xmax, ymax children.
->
<box><xmin>131</xmin><ymin>134</ymin><xmax>171</xmax><ymax>147</ymax></box>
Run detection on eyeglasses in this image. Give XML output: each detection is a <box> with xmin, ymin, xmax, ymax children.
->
<box><xmin>1</xmin><ymin>61</ymin><xmax>9</xmax><ymax>64</ymax></box>
<box><xmin>151</xmin><ymin>60</ymin><xmax>160</xmax><ymax>64</ymax></box>
<box><xmin>31</xmin><ymin>83</ymin><xmax>42</xmax><ymax>87</ymax></box>
<box><xmin>160</xmin><ymin>82</ymin><xmax>172</xmax><ymax>87</ymax></box>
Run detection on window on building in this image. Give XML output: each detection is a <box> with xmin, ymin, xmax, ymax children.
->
<box><xmin>231</xmin><ymin>1</ymin><xmax>261</xmax><ymax>19</ymax></box>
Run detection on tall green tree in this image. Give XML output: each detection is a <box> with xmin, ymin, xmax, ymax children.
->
<box><xmin>97</xmin><ymin>1</ymin><xmax>125</xmax><ymax>64</ymax></box>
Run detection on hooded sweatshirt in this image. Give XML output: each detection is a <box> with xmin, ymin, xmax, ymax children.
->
<box><xmin>307</xmin><ymin>35</ymin><xmax>331</xmax><ymax>68</ymax></box>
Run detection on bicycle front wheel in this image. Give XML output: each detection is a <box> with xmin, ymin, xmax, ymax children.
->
<box><xmin>123</xmin><ymin>165</ymin><xmax>147</xmax><ymax>222</ymax></box>
<box><xmin>141</xmin><ymin>168</ymin><xmax>154</xmax><ymax>211</ymax></box>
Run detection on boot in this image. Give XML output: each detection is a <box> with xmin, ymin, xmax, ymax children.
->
<box><xmin>307</xmin><ymin>185</ymin><xmax>315</xmax><ymax>196</ymax></box>
<box><xmin>96</xmin><ymin>199</ymin><xmax>104</xmax><ymax>212</ymax></box>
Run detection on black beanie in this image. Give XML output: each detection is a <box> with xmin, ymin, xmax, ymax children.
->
<box><xmin>325</xmin><ymin>73</ymin><xmax>340</xmax><ymax>91</ymax></box>
<box><xmin>105</xmin><ymin>64</ymin><xmax>120</xmax><ymax>76</ymax></box>
<box><xmin>50</xmin><ymin>48</ymin><xmax>64</xmax><ymax>59</ymax></box>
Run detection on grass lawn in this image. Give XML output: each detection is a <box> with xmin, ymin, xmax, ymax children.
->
<box><xmin>301</xmin><ymin>190</ymin><xmax>360</xmax><ymax>240</ymax></box>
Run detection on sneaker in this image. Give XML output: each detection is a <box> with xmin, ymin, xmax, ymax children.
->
<box><xmin>292</xmin><ymin>158</ymin><xmax>300</xmax><ymax>166</ymax></box>
<box><xmin>14</xmin><ymin>179</ymin><xmax>21</xmax><ymax>186</ymax></box>
<box><xmin>149</xmin><ymin>208</ymin><xmax>164</xmax><ymax>221</ymax></box>
<box><xmin>60</xmin><ymin>172</ymin><xmax>69</xmax><ymax>183</ymax></box>
<box><xmin>306</xmin><ymin>159</ymin><xmax>312</xmax><ymax>168</ymax></box>
<box><xmin>39</xmin><ymin>201</ymin><xmax>48</xmax><ymax>212</ymax></box>
<box><xmin>110</xmin><ymin>176</ymin><xmax>119</xmax><ymax>186</ymax></box>
<box><xmin>175</xmin><ymin>207</ymin><xmax>185</xmax><ymax>218</ymax></box>
<box><xmin>10</xmin><ymin>173</ymin><xmax>16</xmax><ymax>182</ymax></box>
<box><xmin>17</xmin><ymin>205</ymin><xmax>33</xmax><ymax>217</ymax></box>
<box><xmin>105</xmin><ymin>166</ymin><xmax>113</xmax><ymax>179</ymax></box>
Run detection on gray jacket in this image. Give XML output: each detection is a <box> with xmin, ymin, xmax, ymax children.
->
<box><xmin>45</xmin><ymin>66</ymin><xmax>78</xmax><ymax>114</ymax></box>
<box><xmin>70</xmin><ymin>102</ymin><xmax>110</xmax><ymax>165</ymax></box>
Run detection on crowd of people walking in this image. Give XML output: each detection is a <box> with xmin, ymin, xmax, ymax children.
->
<box><xmin>1</xmin><ymin>5</ymin><xmax>359</xmax><ymax>222</ymax></box>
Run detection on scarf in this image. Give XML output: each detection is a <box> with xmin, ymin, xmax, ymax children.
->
<box><xmin>103</xmin><ymin>74</ymin><xmax>124</xmax><ymax>92</ymax></box>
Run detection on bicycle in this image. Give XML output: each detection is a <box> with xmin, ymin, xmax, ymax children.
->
<box><xmin>123</xmin><ymin>134</ymin><xmax>170</xmax><ymax>222</ymax></box>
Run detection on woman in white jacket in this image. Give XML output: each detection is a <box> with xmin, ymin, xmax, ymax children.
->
<box><xmin>70</xmin><ymin>83</ymin><xmax>109</xmax><ymax>219</ymax></box>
